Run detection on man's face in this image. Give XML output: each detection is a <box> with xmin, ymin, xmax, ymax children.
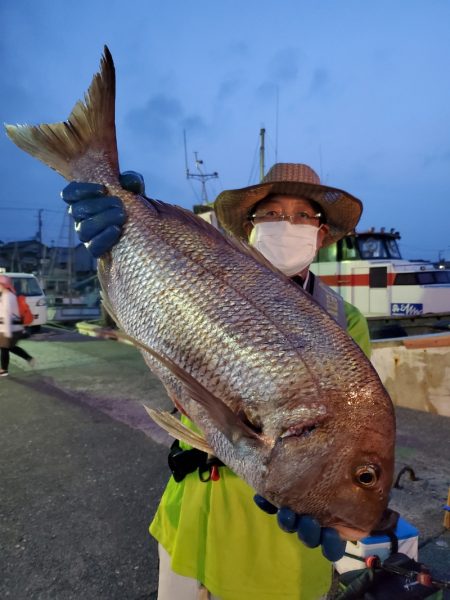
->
<box><xmin>244</xmin><ymin>195</ymin><xmax>329</xmax><ymax>251</ymax></box>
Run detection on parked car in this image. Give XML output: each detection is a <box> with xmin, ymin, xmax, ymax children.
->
<box><xmin>0</xmin><ymin>271</ymin><xmax>47</xmax><ymax>330</ymax></box>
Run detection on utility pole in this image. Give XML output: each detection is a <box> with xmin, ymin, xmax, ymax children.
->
<box><xmin>11</xmin><ymin>241</ymin><xmax>21</xmax><ymax>272</ymax></box>
<box><xmin>36</xmin><ymin>209</ymin><xmax>43</xmax><ymax>244</ymax></box>
<box><xmin>37</xmin><ymin>209</ymin><xmax>43</xmax><ymax>276</ymax></box>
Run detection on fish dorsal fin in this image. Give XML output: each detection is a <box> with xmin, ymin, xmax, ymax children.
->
<box><xmin>143</xmin><ymin>406</ymin><xmax>213</xmax><ymax>454</ymax></box>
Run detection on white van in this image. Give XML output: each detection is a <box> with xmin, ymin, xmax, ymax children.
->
<box><xmin>0</xmin><ymin>271</ymin><xmax>48</xmax><ymax>329</ymax></box>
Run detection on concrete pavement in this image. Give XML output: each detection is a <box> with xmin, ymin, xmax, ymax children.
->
<box><xmin>0</xmin><ymin>330</ymin><xmax>170</xmax><ymax>599</ymax></box>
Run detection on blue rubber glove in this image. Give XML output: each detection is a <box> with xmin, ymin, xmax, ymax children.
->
<box><xmin>61</xmin><ymin>171</ymin><xmax>145</xmax><ymax>258</ymax></box>
<box><xmin>253</xmin><ymin>494</ymin><xmax>346</xmax><ymax>562</ymax></box>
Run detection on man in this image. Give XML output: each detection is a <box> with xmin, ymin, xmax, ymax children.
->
<box><xmin>62</xmin><ymin>163</ymin><xmax>370</xmax><ymax>599</ymax></box>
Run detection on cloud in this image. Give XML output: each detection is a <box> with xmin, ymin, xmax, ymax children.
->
<box><xmin>227</xmin><ymin>41</ymin><xmax>250</xmax><ymax>58</ymax></box>
<box><xmin>181</xmin><ymin>115</ymin><xmax>207</xmax><ymax>136</ymax></box>
<box><xmin>255</xmin><ymin>81</ymin><xmax>279</xmax><ymax>103</ymax></box>
<box><xmin>308</xmin><ymin>67</ymin><xmax>332</xmax><ymax>97</ymax></box>
<box><xmin>124</xmin><ymin>93</ymin><xmax>206</xmax><ymax>149</ymax></box>
<box><xmin>216</xmin><ymin>77</ymin><xmax>243</xmax><ymax>103</ymax></box>
<box><xmin>254</xmin><ymin>48</ymin><xmax>301</xmax><ymax>104</ymax></box>
<box><xmin>423</xmin><ymin>149</ymin><xmax>450</xmax><ymax>168</ymax></box>
<box><xmin>267</xmin><ymin>48</ymin><xmax>300</xmax><ymax>84</ymax></box>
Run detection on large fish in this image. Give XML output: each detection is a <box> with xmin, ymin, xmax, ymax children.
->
<box><xmin>5</xmin><ymin>47</ymin><xmax>395</xmax><ymax>540</ymax></box>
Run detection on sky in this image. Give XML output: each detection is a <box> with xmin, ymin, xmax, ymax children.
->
<box><xmin>1</xmin><ymin>0</ymin><xmax>449</xmax><ymax>261</ymax></box>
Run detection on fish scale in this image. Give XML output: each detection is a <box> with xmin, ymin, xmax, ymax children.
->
<box><xmin>111</xmin><ymin>199</ymin><xmax>321</xmax><ymax>399</ymax></box>
<box><xmin>5</xmin><ymin>46</ymin><xmax>395</xmax><ymax>540</ymax></box>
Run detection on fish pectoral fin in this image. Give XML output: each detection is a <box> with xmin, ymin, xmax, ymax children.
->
<box><xmin>143</xmin><ymin>406</ymin><xmax>213</xmax><ymax>454</ymax></box>
<box><xmin>113</xmin><ymin>330</ymin><xmax>262</xmax><ymax>445</ymax></box>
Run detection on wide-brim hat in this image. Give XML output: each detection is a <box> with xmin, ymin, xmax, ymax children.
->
<box><xmin>214</xmin><ymin>163</ymin><xmax>362</xmax><ymax>247</ymax></box>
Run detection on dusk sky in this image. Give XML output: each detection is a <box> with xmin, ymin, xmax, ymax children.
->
<box><xmin>1</xmin><ymin>0</ymin><xmax>449</xmax><ymax>261</ymax></box>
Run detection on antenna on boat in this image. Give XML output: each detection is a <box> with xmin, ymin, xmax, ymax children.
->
<box><xmin>259</xmin><ymin>127</ymin><xmax>266</xmax><ymax>181</ymax></box>
<box><xmin>184</xmin><ymin>130</ymin><xmax>218</xmax><ymax>205</ymax></box>
<box><xmin>275</xmin><ymin>86</ymin><xmax>279</xmax><ymax>164</ymax></box>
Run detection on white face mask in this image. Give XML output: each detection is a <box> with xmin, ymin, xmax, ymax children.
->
<box><xmin>249</xmin><ymin>221</ymin><xmax>321</xmax><ymax>276</ymax></box>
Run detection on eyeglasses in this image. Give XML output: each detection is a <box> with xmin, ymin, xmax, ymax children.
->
<box><xmin>250</xmin><ymin>209</ymin><xmax>322</xmax><ymax>225</ymax></box>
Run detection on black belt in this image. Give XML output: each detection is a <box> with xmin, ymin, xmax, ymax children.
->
<box><xmin>168</xmin><ymin>440</ymin><xmax>224</xmax><ymax>482</ymax></box>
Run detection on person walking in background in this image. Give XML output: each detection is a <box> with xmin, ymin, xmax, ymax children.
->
<box><xmin>0</xmin><ymin>275</ymin><xmax>34</xmax><ymax>377</ymax></box>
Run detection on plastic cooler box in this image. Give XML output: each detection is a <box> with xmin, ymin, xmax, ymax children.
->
<box><xmin>334</xmin><ymin>517</ymin><xmax>419</xmax><ymax>574</ymax></box>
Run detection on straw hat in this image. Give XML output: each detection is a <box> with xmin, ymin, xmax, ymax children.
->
<box><xmin>214</xmin><ymin>163</ymin><xmax>362</xmax><ymax>247</ymax></box>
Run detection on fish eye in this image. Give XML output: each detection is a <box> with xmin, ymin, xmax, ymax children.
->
<box><xmin>354</xmin><ymin>465</ymin><xmax>379</xmax><ymax>488</ymax></box>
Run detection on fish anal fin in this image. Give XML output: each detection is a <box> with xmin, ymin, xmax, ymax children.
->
<box><xmin>143</xmin><ymin>406</ymin><xmax>213</xmax><ymax>454</ymax></box>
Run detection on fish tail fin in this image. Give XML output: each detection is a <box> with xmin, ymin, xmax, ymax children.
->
<box><xmin>5</xmin><ymin>46</ymin><xmax>119</xmax><ymax>182</ymax></box>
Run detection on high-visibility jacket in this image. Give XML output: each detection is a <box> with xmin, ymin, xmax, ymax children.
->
<box><xmin>150</xmin><ymin>279</ymin><xmax>371</xmax><ymax>600</ymax></box>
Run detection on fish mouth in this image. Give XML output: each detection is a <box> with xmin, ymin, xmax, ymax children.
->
<box><xmin>331</xmin><ymin>508</ymin><xmax>399</xmax><ymax>542</ymax></box>
<box><xmin>369</xmin><ymin>507</ymin><xmax>400</xmax><ymax>535</ymax></box>
<box><xmin>331</xmin><ymin>523</ymin><xmax>370</xmax><ymax>541</ymax></box>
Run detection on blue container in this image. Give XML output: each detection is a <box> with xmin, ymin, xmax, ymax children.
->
<box><xmin>334</xmin><ymin>517</ymin><xmax>419</xmax><ymax>574</ymax></box>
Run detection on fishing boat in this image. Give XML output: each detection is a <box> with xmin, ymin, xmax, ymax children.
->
<box><xmin>40</xmin><ymin>212</ymin><xmax>101</xmax><ymax>324</ymax></box>
<box><xmin>45</xmin><ymin>273</ymin><xmax>101</xmax><ymax>323</ymax></box>
<box><xmin>310</xmin><ymin>228</ymin><xmax>450</xmax><ymax>338</ymax></box>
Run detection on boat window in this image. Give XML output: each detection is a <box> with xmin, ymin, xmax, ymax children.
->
<box><xmin>315</xmin><ymin>243</ymin><xmax>338</xmax><ymax>263</ymax></box>
<box><xmin>358</xmin><ymin>237</ymin><xmax>388</xmax><ymax>259</ymax></box>
<box><xmin>357</xmin><ymin>236</ymin><xmax>402</xmax><ymax>259</ymax></box>
<box><xmin>369</xmin><ymin>266</ymin><xmax>387</xmax><ymax>288</ymax></box>
<box><xmin>12</xmin><ymin>276</ymin><xmax>43</xmax><ymax>297</ymax></box>
<box><xmin>385</xmin><ymin>238</ymin><xmax>401</xmax><ymax>259</ymax></box>
<box><xmin>341</xmin><ymin>237</ymin><xmax>358</xmax><ymax>260</ymax></box>
<box><xmin>417</xmin><ymin>272</ymin><xmax>434</xmax><ymax>285</ymax></box>
<box><xmin>394</xmin><ymin>271</ymin><xmax>450</xmax><ymax>285</ymax></box>
<box><xmin>394</xmin><ymin>273</ymin><xmax>417</xmax><ymax>285</ymax></box>
<box><xmin>435</xmin><ymin>271</ymin><xmax>450</xmax><ymax>283</ymax></box>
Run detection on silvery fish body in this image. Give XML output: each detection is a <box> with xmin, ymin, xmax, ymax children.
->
<box><xmin>5</xmin><ymin>48</ymin><xmax>395</xmax><ymax>540</ymax></box>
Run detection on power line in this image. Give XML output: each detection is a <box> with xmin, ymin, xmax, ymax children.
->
<box><xmin>0</xmin><ymin>206</ymin><xmax>62</xmax><ymax>214</ymax></box>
